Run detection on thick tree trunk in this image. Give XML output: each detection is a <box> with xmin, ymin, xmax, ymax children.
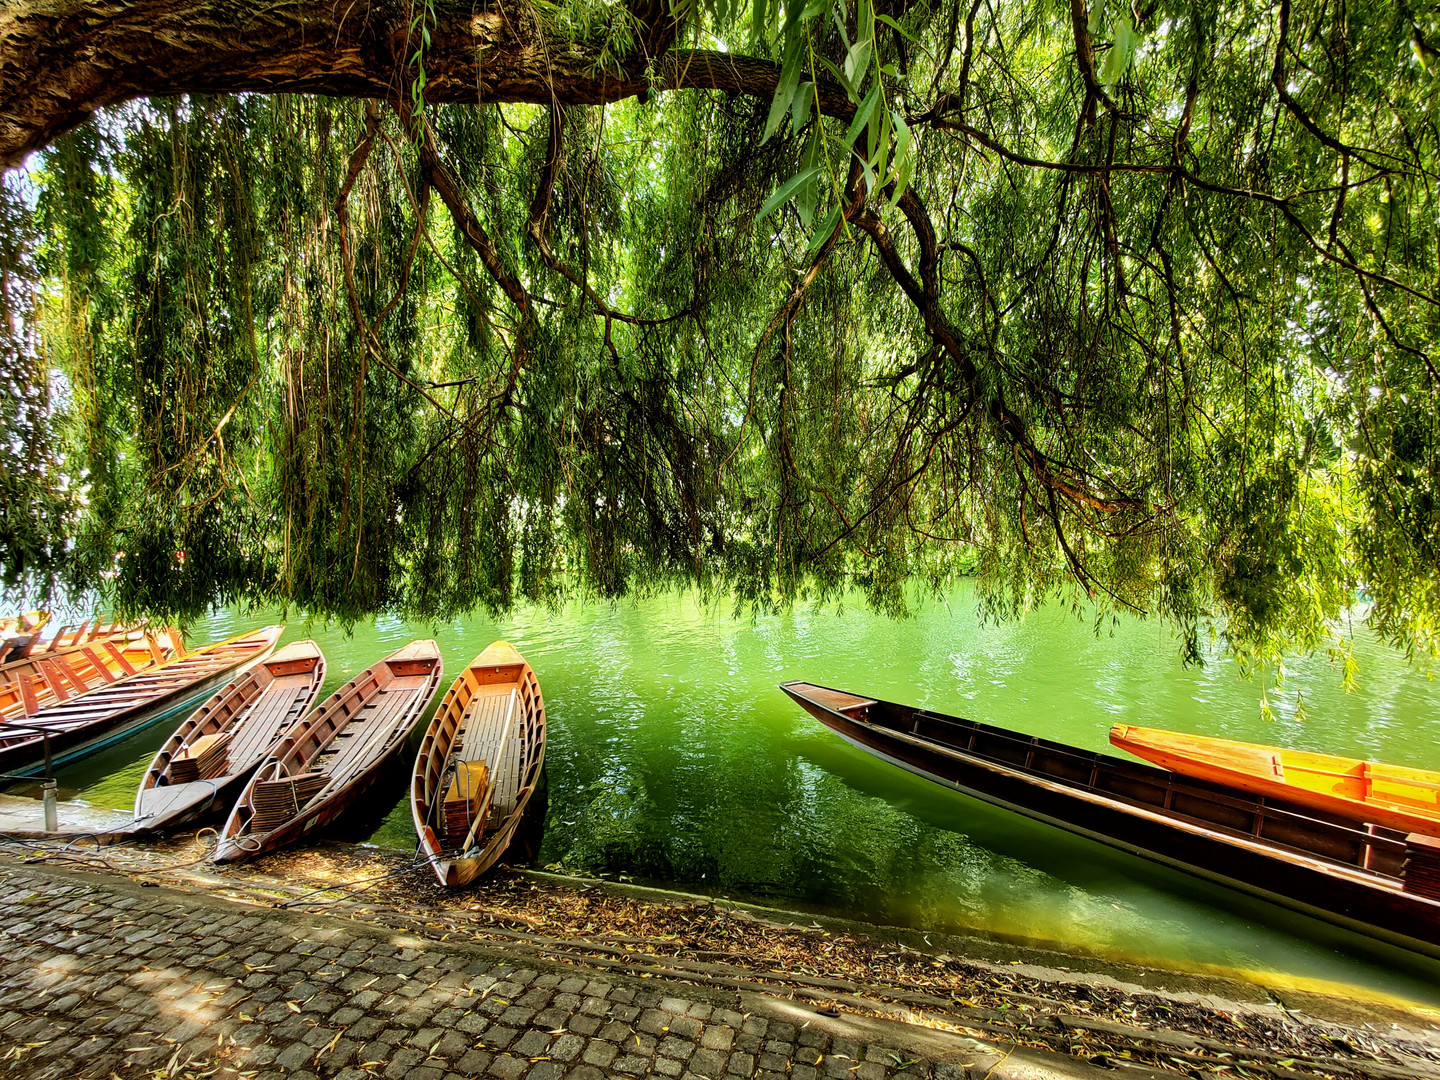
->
<box><xmin>0</xmin><ymin>0</ymin><xmax>848</xmax><ymax>169</ymax></box>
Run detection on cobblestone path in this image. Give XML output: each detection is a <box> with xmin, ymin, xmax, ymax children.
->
<box><xmin>0</xmin><ymin>863</ymin><xmax>1030</xmax><ymax>1080</ymax></box>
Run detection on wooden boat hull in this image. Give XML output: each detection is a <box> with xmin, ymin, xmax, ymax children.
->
<box><xmin>1</xmin><ymin>626</ymin><xmax>184</xmax><ymax>722</ymax></box>
<box><xmin>134</xmin><ymin>640</ymin><xmax>326</xmax><ymax>833</ymax></box>
<box><xmin>781</xmin><ymin>682</ymin><xmax>1440</xmax><ymax>960</ymax></box>
<box><xmin>1110</xmin><ymin>724</ymin><xmax>1440</xmax><ymax>838</ymax></box>
<box><xmin>214</xmin><ymin>640</ymin><xmax>443</xmax><ymax>863</ymax></box>
<box><xmin>411</xmin><ymin>640</ymin><xmax>546</xmax><ymax>887</ymax></box>
<box><xmin>0</xmin><ymin>627</ymin><xmax>283</xmax><ymax>776</ymax></box>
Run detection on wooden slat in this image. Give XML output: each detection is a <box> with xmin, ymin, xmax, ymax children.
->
<box><xmin>103</xmin><ymin>640</ymin><xmax>138</xmax><ymax>676</ymax></box>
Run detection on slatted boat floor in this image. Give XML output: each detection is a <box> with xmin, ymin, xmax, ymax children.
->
<box><xmin>0</xmin><ymin>631</ymin><xmax>181</xmax><ymax>720</ymax></box>
<box><xmin>9</xmin><ymin>639</ymin><xmax>267</xmax><ymax>735</ymax></box>
<box><xmin>0</xmin><ymin>628</ymin><xmax>282</xmax><ymax>773</ymax></box>
<box><xmin>313</xmin><ymin>676</ymin><xmax>431</xmax><ymax>781</ymax></box>
<box><xmin>454</xmin><ymin>684</ymin><xmax>522</xmax><ymax>818</ymax></box>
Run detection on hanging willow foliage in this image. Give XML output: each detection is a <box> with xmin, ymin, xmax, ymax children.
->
<box><xmin>1</xmin><ymin>0</ymin><xmax>1437</xmax><ymax>666</ymax></box>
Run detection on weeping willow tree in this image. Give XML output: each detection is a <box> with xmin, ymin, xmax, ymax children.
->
<box><xmin>0</xmin><ymin>0</ymin><xmax>1436</xmax><ymax>664</ymax></box>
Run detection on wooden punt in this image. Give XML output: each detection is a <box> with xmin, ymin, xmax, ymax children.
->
<box><xmin>133</xmin><ymin>640</ymin><xmax>327</xmax><ymax>832</ymax></box>
<box><xmin>781</xmin><ymin>681</ymin><xmax>1440</xmax><ymax>960</ymax></box>
<box><xmin>213</xmin><ymin>640</ymin><xmax>443</xmax><ymax>863</ymax></box>
<box><xmin>26</xmin><ymin>618</ymin><xmax>147</xmax><ymax>657</ymax></box>
<box><xmin>0</xmin><ymin>612</ymin><xmax>50</xmax><ymax>662</ymax></box>
<box><xmin>0</xmin><ymin>626</ymin><xmax>282</xmax><ymax>777</ymax></box>
<box><xmin>0</xmin><ymin>625</ymin><xmax>184</xmax><ymax>722</ymax></box>
<box><xmin>1110</xmin><ymin>724</ymin><xmax>1440</xmax><ymax>839</ymax></box>
<box><xmin>411</xmin><ymin>640</ymin><xmax>545</xmax><ymax>887</ymax></box>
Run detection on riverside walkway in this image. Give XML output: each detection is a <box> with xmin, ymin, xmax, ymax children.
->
<box><xmin>1</xmin><ymin>850</ymin><xmax>1437</xmax><ymax>1080</ymax></box>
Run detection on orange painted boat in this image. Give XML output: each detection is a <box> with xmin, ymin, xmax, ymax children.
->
<box><xmin>1110</xmin><ymin>725</ymin><xmax>1440</xmax><ymax>838</ymax></box>
<box><xmin>0</xmin><ymin>626</ymin><xmax>282</xmax><ymax>776</ymax></box>
<box><xmin>0</xmin><ymin>625</ymin><xmax>185</xmax><ymax>722</ymax></box>
<box><xmin>411</xmin><ymin>641</ymin><xmax>546</xmax><ymax>887</ymax></box>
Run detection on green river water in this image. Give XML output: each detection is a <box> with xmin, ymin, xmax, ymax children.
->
<box><xmin>40</xmin><ymin>587</ymin><xmax>1440</xmax><ymax>1006</ymax></box>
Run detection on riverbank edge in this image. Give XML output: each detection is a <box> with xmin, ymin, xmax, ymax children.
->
<box><xmin>4</xmin><ymin>792</ymin><xmax>1439</xmax><ymax>1059</ymax></box>
<box><xmin>4</xmin><ymin>842</ymin><xmax>1440</xmax><ymax>1080</ymax></box>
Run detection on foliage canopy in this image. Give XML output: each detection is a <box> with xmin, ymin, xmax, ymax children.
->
<box><xmin>1</xmin><ymin>0</ymin><xmax>1438</xmax><ymax>665</ymax></box>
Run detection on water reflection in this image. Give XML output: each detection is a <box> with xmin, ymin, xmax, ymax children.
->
<box><xmin>32</xmin><ymin>587</ymin><xmax>1440</xmax><ymax>1003</ymax></box>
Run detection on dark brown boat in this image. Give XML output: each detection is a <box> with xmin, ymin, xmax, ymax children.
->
<box><xmin>411</xmin><ymin>640</ymin><xmax>546</xmax><ymax>887</ymax></box>
<box><xmin>213</xmin><ymin>640</ymin><xmax>442</xmax><ymax>863</ymax></box>
<box><xmin>781</xmin><ymin>681</ymin><xmax>1440</xmax><ymax>959</ymax></box>
<box><xmin>0</xmin><ymin>626</ymin><xmax>283</xmax><ymax>776</ymax></box>
<box><xmin>133</xmin><ymin>640</ymin><xmax>326</xmax><ymax>832</ymax></box>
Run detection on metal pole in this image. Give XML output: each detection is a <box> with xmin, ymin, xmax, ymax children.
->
<box><xmin>42</xmin><ymin>780</ymin><xmax>58</xmax><ymax>832</ymax></box>
<box><xmin>43</xmin><ymin>732</ymin><xmax>52</xmax><ymax>781</ymax></box>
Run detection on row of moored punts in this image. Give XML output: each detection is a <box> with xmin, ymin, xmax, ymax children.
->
<box><xmin>780</xmin><ymin>681</ymin><xmax>1440</xmax><ymax>961</ymax></box>
<box><xmin>8</xmin><ymin>613</ymin><xmax>1440</xmax><ymax>954</ymax></box>
<box><xmin>1</xmin><ymin>618</ymin><xmax>546</xmax><ymax>886</ymax></box>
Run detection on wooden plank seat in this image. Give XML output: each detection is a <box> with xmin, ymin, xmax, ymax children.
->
<box><xmin>251</xmin><ymin>772</ymin><xmax>328</xmax><ymax>833</ymax></box>
<box><xmin>169</xmin><ymin>730</ymin><xmax>234</xmax><ymax>783</ymax></box>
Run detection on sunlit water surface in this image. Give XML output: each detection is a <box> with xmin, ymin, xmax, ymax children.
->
<box><xmin>41</xmin><ymin>588</ymin><xmax>1440</xmax><ymax>1005</ymax></box>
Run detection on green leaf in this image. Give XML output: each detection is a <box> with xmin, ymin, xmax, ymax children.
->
<box><xmin>842</xmin><ymin>86</ymin><xmax>882</xmax><ymax>153</ymax></box>
<box><xmin>815</xmin><ymin>55</ymin><xmax>856</xmax><ymax>98</ymax></box>
<box><xmin>888</xmin><ymin>109</ymin><xmax>914</xmax><ymax>205</ymax></box>
<box><xmin>844</xmin><ymin>39</ymin><xmax>873</xmax><ymax>88</ymax></box>
<box><xmin>791</xmin><ymin>84</ymin><xmax>814</xmax><ymax>135</ymax></box>
<box><xmin>1100</xmin><ymin>15</ymin><xmax>1140</xmax><ymax>85</ymax></box>
<box><xmin>763</xmin><ymin>34</ymin><xmax>807</xmax><ymax>142</ymax></box>
<box><xmin>755</xmin><ymin>166</ymin><xmax>823</xmax><ymax>224</ymax></box>
<box><xmin>876</xmin><ymin>13</ymin><xmax>916</xmax><ymax>42</ymax></box>
<box><xmin>806</xmin><ymin>204</ymin><xmax>844</xmax><ymax>254</ymax></box>
<box><xmin>870</xmin><ymin>97</ymin><xmax>891</xmax><ymax>175</ymax></box>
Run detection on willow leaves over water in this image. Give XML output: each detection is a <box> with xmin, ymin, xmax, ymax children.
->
<box><xmin>3</xmin><ymin>0</ymin><xmax>1438</xmax><ymax>664</ymax></box>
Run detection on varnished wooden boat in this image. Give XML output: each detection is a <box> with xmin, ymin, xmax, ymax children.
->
<box><xmin>782</xmin><ymin>681</ymin><xmax>1440</xmax><ymax>959</ymax></box>
<box><xmin>0</xmin><ymin>612</ymin><xmax>50</xmax><ymax>662</ymax></box>
<box><xmin>133</xmin><ymin>640</ymin><xmax>326</xmax><ymax>832</ymax></box>
<box><xmin>411</xmin><ymin>641</ymin><xmax>546</xmax><ymax>886</ymax></box>
<box><xmin>26</xmin><ymin>618</ymin><xmax>147</xmax><ymax>657</ymax></box>
<box><xmin>1</xmin><ymin>625</ymin><xmax>184</xmax><ymax>722</ymax></box>
<box><xmin>213</xmin><ymin>640</ymin><xmax>443</xmax><ymax>863</ymax></box>
<box><xmin>0</xmin><ymin>626</ymin><xmax>282</xmax><ymax>776</ymax></box>
<box><xmin>1110</xmin><ymin>724</ymin><xmax>1440</xmax><ymax>839</ymax></box>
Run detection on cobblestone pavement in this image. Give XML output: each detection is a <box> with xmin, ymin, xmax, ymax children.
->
<box><xmin>0</xmin><ymin>862</ymin><xmax>1113</xmax><ymax>1080</ymax></box>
